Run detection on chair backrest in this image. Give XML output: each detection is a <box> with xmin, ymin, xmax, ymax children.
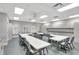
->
<box><xmin>19</xmin><ymin>34</ymin><xmax>21</xmax><ymax>40</ymax></box>
<box><xmin>65</xmin><ymin>37</ymin><xmax>70</xmax><ymax>45</ymax></box>
<box><xmin>42</xmin><ymin>35</ymin><xmax>49</xmax><ymax>42</ymax></box>
<box><xmin>18</xmin><ymin>34</ymin><xmax>23</xmax><ymax>39</ymax></box>
<box><xmin>24</xmin><ymin>39</ymin><xmax>32</xmax><ymax>51</ymax></box>
<box><xmin>70</xmin><ymin>36</ymin><xmax>74</xmax><ymax>44</ymax></box>
<box><xmin>22</xmin><ymin>37</ymin><xmax>26</xmax><ymax>42</ymax></box>
<box><xmin>19</xmin><ymin>34</ymin><xmax>23</xmax><ymax>43</ymax></box>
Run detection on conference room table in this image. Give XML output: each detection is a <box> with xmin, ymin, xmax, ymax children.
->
<box><xmin>49</xmin><ymin>34</ymin><xmax>69</xmax><ymax>48</ymax></box>
<box><xmin>19</xmin><ymin>34</ymin><xmax>51</xmax><ymax>50</ymax></box>
<box><xmin>50</xmin><ymin>35</ymin><xmax>69</xmax><ymax>42</ymax></box>
<box><xmin>50</xmin><ymin>34</ymin><xmax>69</xmax><ymax>42</ymax></box>
<box><xmin>37</xmin><ymin>33</ymin><xmax>44</xmax><ymax>35</ymax></box>
<box><xmin>50</xmin><ymin>34</ymin><xmax>62</xmax><ymax>37</ymax></box>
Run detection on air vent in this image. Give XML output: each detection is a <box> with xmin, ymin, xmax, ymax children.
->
<box><xmin>54</xmin><ymin>16</ymin><xmax>59</xmax><ymax>18</ymax></box>
<box><xmin>53</xmin><ymin>3</ymin><xmax>63</xmax><ymax>7</ymax></box>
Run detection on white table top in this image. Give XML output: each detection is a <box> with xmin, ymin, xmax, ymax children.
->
<box><xmin>0</xmin><ymin>40</ymin><xmax>8</xmax><ymax>47</ymax></box>
<box><xmin>50</xmin><ymin>34</ymin><xmax>69</xmax><ymax>42</ymax></box>
<box><xmin>50</xmin><ymin>34</ymin><xmax>61</xmax><ymax>37</ymax></box>
<box><xmin>37</xmin><ymin>33</ymin><xmax>44</xmax><ymax>35</ymax></box>
<box><xmin>20</xmin><ymin>34</ymin><xmax>51</xmax><ymax>50</ymax></box>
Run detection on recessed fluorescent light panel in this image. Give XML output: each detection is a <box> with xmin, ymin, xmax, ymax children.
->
<box><xmin>14</xmin><ymin>17</ymin><xmax>19</xmax><ymax>20</ymax></box>
<box><xmin>14</xmin><ymin>7</ymin><xmax>24</xmax><ymax>15</ymax></box>
<box><xmin>31</xmin><ymin>19</ymin><xmax>36</xmax><ymax>22</ymax></box>
<box><xmin>40</xmin><ymin>15</ymin><xmax>48</xmax><ymax>19</ymax></box>
<box><xmin>42</xmin><ymin>21</ymin><xmax>47</xmax><ymax>23</ymax></box>
<box><xmin>58</xmin><ymin>3</ymin><xmax>79</xmax><ymax>12</ymax></box>
<box><xmin>69</xmin><ymin>14</ymin><xmax>79</xmax><ymax>18</ymax></box>
<box><xmin>51</xmin><ymin>19</ymin><xmax>60</xmax><ymax>21</ymax></box>
<box><xmin>44</xmin><ymin>23</ymin><xmax>50</xmax><ymax>26</ymax></box>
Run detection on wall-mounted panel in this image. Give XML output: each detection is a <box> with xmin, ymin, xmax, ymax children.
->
<box><xmin>47</xmin><ymin>28</ymin><xmax>74</xmax><ymax>35</ymax></box>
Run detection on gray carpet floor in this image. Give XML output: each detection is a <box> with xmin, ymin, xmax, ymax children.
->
<box><xmin>3</xmin><ymin>37</ymin><xmax>79</xmax><ymax>55</ymax></box>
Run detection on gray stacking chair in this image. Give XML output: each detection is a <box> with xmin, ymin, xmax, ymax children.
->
<box><xmin>60</xmin><ymin>37</ymin><xmax>70</xmax><ymax>53</ymax></box>
<box><xmin>19</xmin><ymin>34</ymin><xmax>24</xmax><ymax>46</ymax></box>
<box><xmin>18</xmin><ymin>34</ymin><xmax>28</xmax><ymax>50</ymax></box>
<box><xmin>68</xmin><ymin>36</ymin><xmax>75</xmax><ymax>50</ymax></box>
<box><xmin>42</xmin><ymin>35</ymin><xmax>49</xmax><ymax>42</ymax></box>
<box><xmin>42</xmin><ymin>35</ymin><xmax>49</xmax><ymax>54</ymax></box>
<box><xmin>24</xmin><ymin>38</ymin><xmax>41</xmax><ymax>55</ymax></box>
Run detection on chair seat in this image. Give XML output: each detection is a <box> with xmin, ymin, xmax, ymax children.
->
<box><xmin>60</xmin><ymin>42</ymin><xmax>65</xmax><ymax>45</ymax></box>
<box><xmin>30</xmin><ymin>49</ymin><xmax>37</xmax><ymax>53</ymax></box>
<box><xmin>30</xmin><ymin>49</ymin><xmax>34</xmax><ymax>53</ymax></box>
<box><xmin>28</xmin><ymin>48</ymin><xmax>40</xmax><ymax>55</ymax></box>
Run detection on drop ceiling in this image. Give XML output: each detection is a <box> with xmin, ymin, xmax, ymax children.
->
<box><xmin>0</xmin><ymin>3</ymin><xmax>79</xmax><ymax>23</ymax></box>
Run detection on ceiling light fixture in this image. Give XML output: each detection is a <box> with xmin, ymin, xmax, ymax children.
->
<box><xmin>31</xmin><ymin>19</ymin><xmax>36</xmax><ymax>22</ymax></box>
<box><xmin>42</xmin><ymin>21</ymin><xmax>47</xmax><ymax>23</ymax></box>
<box><xmin>40</xmin><ymin>15</ymin><xmax>48</xmax><ymax>19</ymax></box>
<box><xmin>51</xmin><ymin>19</ymin><xmax>60</xmax><ymax>21</ymax></box>
<box><xmin>14</xmin><ymin>7</ymin><xmax>24</xmax><ymax>15</ymax></box>
<box><xmin>14</xmin><ymin>17</ymin><xmax>19</xmax><ymax>20</ymax></box>
<box><xmin>58</xmin><ymin>3</ymin><xmax>79</xmax><ymax>12</ymax></box>
<box><xmin>53</xmin><ymin>3</ymin><xmax>63</xmax><ymax>7</ymax></box>
<box><xmin>69</xmin><ymin>14</ymin><xmax>79</xmax><ymax>18</ymax></box>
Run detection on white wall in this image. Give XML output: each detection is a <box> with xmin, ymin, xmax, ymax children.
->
<box><xmin>8</xmin><ymin>23</ymin><xmax>13</xmax><ymax>40</ymax></box>
<box><xmin>74</xmin><ymin>22</ymin><xmax>79</xmax><ymax>47</ymax></box>
<box><xmin>0</xmin><ymin>12</ymin><xmax>9</xmax><ymax>55</ymax></box>
<box><xmin>9</xmin><ymin>20</ymin><xmax>42</xmax><ymax>36</ymax></box>
<box><xmin>41</xmin><ymin>17</ymin><xmax>79</xmax><ymax>35</ymax></box>
<box><xmin>40</xmin><ymin>24</ymin><xmax>48</xmax><ymax>33</ymax></box>
<box><xmin>49</xmin><ymin>17</ymin><xmax>79</xmax><ymax>28</ymax></box>
<box><xmin>0</xmin><ymin>12</ymin><xmax>9</xmax><ymax>41</ymax></box>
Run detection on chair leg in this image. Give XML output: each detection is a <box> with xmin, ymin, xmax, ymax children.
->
<box><xmin>42</xmin><ymin>48</ymin><xmax>48</xmax><ymax>55</ymax></box>
<box><xmin>70</xmin><ymin>44</ymin><xmax>73</xmax><ymax>50</ymax></box>
<box><xmin>72</xmin><ymin>43</ymin><xmax>75</xmax><ymax>48</ymax></box>
<box><xmin>64</xmin><ymin>46</ymin><xmax>69</xmax><ymax>53</ymax></box>
<box><xmin>25</xmin><ymin>50</ymin><xmax>29</xmax><ymax>55</ymax></box>
<box><xmin>50</xmin><ymin>40</ymin><xmax>53</xmax><ymax>47</ymax></box>
<box><xmin>67</xmin><ymin>45</ymin><xmax>71</xmax><ymax>51</ymax></box>
<box><xmin>39</xmin><ymin>49</ymin><xmax>43</xmax><ymax>55</ymax></box>
<box><xmin>64</xmin><ymin>49</ymin><xmax>67</xmax><ymax>53</ymax></box>
<box><xmin>19</xmin><ymin>40</ymin><xmax>22</xmax><ymax>45</ymax></box>
<box><xmin>43</xmin><ymin>49</ymin><xmax>45</xmax><ymax>55</ymax></box>
<box><xmin>39</xmin><ymin>51</ymin><xmax>42</xmax><ymax>55</ymax></box>
<box><xmin>61</xmin><ymin>45</ymin><xmax>68</xmax><ymax>53</ymax></box>
<box><xmin>46</xmin><ymin>48</ymin><xmax>48</xmax><ymax>53</ymax></box>
<box><xmin>69</xmin><ymin>43</ymin><xmax>74</xmax><ymax>50</ymax></box>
